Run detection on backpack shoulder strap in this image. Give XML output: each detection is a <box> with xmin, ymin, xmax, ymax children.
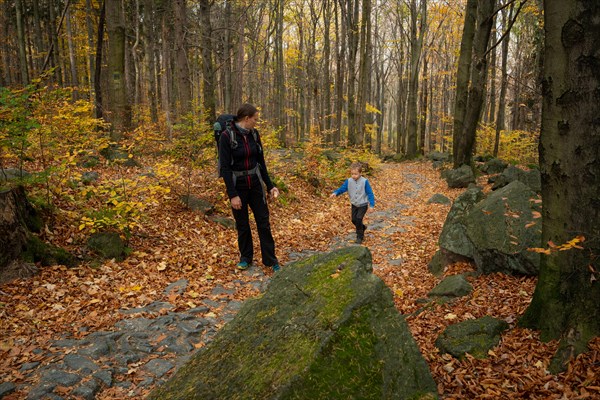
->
<box><xmin>225</xmin><ymin>121</ymin><xmax>238</xmax><ymax>149</ymax></box>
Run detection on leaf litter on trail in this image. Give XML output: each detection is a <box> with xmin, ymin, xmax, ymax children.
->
<box><xmin>0</xmin><ymin>159</ymin><xmax>598</xmax><ymax>399</ymax></box>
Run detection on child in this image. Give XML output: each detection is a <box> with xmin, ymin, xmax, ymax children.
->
<box><xmin>330</xmin><ymin>162</ymin><xmax>375</xmax><ymax>244</ymax></box>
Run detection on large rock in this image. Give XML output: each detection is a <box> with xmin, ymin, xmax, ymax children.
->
<box><xmin>480</xmin><ymin>158</ymin><xmax>508</xmax><ymax>175</ymax></box>
<box><xmin>435</xmin><ymin>316</ymin><xmax>509</xmax><ymax>359</ymax></box>
<box><xmin>465</xmin><ymin>181</ymin><xmax>542</xmax><ymax>275</ymax></box>
<box><xmin>149</xmin><ymin>246</ymin><xmax>438</xmax><ymax>400</ymax></box>
<box><xmin>491</xmin><ymin>165</ymin><xmax>541</xmax><ymax>192</ymax></box>
<box><xmin>442</xmin><ymin>165</ymin><xmax>475</xmax><ymax>188</ymax></box>
<box><xmin>438</xmin><ymin>187</ymin><xmax>485</xmax><ymax>260</ymax></box>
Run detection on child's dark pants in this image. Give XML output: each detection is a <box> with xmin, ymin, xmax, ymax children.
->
<box><xmin>351</xmin><ymin>204</ymin><xmax>368</xmax><ymax>240</ymax></box>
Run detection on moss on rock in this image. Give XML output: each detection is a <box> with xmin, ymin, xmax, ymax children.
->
<box><xmin>149</xmin><ymin>246</ymin><xmax>438</xmax><ymax>400</ymax></box>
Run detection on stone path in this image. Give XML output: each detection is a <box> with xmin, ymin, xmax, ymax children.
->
<box><xmin>2</xmin><ymin>167</ymin><xmax>424</xmax><ymax>400</ymax></box>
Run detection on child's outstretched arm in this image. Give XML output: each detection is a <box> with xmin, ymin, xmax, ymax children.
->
<box><xmin>331</xmin><ymin>179</ymin><xmax>349</xmax><ymax>197</ymax></box>
<box><xmin>365</xmin><ymin>179</ymin><xmax>375</xmax><ymax>208</ymax></box>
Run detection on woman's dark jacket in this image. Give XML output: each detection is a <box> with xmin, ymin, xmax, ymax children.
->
<box><xmin>218</xmin><ymin>123</ymin><xmax>275</xmax><ymax>199</ymax></box>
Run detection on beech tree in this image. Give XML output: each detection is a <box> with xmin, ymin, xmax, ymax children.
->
<box><xmin>520</xmin><ymin>0</ymin><xmax>600</xmax><ymax>372</ymax></box>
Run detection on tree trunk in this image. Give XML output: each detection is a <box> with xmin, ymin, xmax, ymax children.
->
<box><xmin>106</xmin><ymin>0</ymin><xmax>131</xmax><ymax>139</ymax></box>
<box><xmin>85</xmin><ymin>0</ymin><xmax>97</xmax><ymax>103</ymax></box>
<box><xmin>419</xmin><ymin>56</ymin><xmax>428</xmax><ymax>155</ymax></box>
<box><xmin>406</xmin><ymin>0</ymin><xmax>426</xmax><ymax>158</ymax></box>
<box><xmin>520</xmin><ymin>0</ymin><xmax>600</xmax><ymax>373</ymax></box>
<box><xmin>199</xmin><ymin>0</ymin><xmax>216</xmax><ymax>124</ymax></box>
<box><xmin>345</xmin><ymin>0</ymin><xmax>360</xmax><ymax>146</ymax></box>
<box><xmin>487</xmin><ymin>14</ymin><xmax>497</xmax><ymax>125</ymax></box>
<box><xmin>494</xmin><ymin>3</ymin><xmax>513</xmax><ymax>157</ymax></box>
<box><xmin>65</xmin><ymin>8</ymin><xmax>79</xmax><ymax>97</ymax></box>
<box><xmin>453</xmin><ymin>0</ymin><xmax>494</xmax><ymax>168</ymax></box>
<box><xmin>274</xmin><ymin>0</ymin><xmax>285</xmax><ymax>142</ymax></box>
<box><xmin>14</xmin><ymin>0</ymin><xmax>29</xmax><ymax>85</ymax></box>
<box><xmin>0</xmin><ymin>187</ymin><xmax>38</xmax><ymax>284</ymax></box>
<box><xmin>173</xmin><ymin>0</ymin><xmax>191</xmax><ymax>117</ymax></box>
<box><xmin>94</xmin><ymin>1</ymin><xmax>106</xmax><ymax>119</ymax></box>
<box><xmin>356</xmin><ymin>0</ymin><xmax>372</xmax><ymax>146</ymax></box>
<box><xmin>452</xmin><ymin>0</ymin><xmax>477</xmax><ymax>167</ymax></box>
<box><xmin>143</xmin><ymin>0</ymin><xmax>158</xmax><ymax>123</ymax></box>
<box><xmin>334</xmin><ymin>0</ymin><xmax>345</xmax><ymax>145</ymax></box>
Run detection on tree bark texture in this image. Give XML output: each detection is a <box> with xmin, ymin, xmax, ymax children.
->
<box><xmin>199</xmin><ymin>0</ymin><xmax>216</xmax><ymax>124</ymax></box>
<box><xmin>106</xmin><ymin>0</ymin><xmax>131</xmax><ymax>139</ymax></box>
<box><xmin>453</xmin><ymin>0</ymin><xmax>494</xmax><ymax>168</ymax></box>
<box><xmin>452</xmin><ymin>0</ymin><xmax>477</xmax><ymax>167</ymax></box>
<box><xmin>0</xmin><ymin>187</ymin><xmax>37</xmax><ymax>284</ymax></box>
<box><xmin>521</xmin><ymin>0</ymin><xmax>600</xmax><ymax>372</ymax></box>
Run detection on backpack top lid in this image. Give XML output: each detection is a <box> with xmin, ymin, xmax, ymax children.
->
<box><xmin>214</xmin><ymin>114</ymin><xmax>236</xmax><ymax>133</ymax></box>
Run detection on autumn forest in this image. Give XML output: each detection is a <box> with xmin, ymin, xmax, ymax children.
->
<box><xmin>1</xmin><ymin>0</ymin><xmax>599</xmax><ymax>399</ymax></box>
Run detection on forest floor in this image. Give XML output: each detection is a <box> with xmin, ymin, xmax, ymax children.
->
<box><xmin>1</xmin><ymin>157</ymin><xmax>599</xmax><ymax>399</ymax></box>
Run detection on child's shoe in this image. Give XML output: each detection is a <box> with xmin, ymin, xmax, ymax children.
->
<box><xmin>272</xmin><ymin>264</ymin><xmax>281</xmax><ymax>272</ymax></box>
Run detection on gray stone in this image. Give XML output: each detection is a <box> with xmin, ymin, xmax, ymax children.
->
<box><xmin>114</xmin><ymin>317</ymin><xmax>154</xmax><ymax>331</ymax></box>
<box><xmin>72</xmin><ymin>380</ymin><xmax>100</xmax><ymax>400</ymax></box>
<box><xmin>207</xmin><ymin>215</ymin><xmax>235</xmax><ymax>229</ymax></box>
<box><xmin>93</xmin><ymin>370</ymin><xmax>113</xmax><ymax>387</ymax></box>
<box><xmin>443</xmin><ymin>165</ymin><xmax>475</xmax><ymax>188</ymax></box>
<box><xmin>435</xmin><ymin>316</ymin><xmax>509</xmax><ymax>359</ymax></box>
<box><xmin>87</xmin><ymin>231</ymin><xmax>126</xmax><ymax>260</ymax></box>
<box><xmin>428</xmin><ymin>275</ymin><xmax>473</xmax><ymax>298</ymax></box>
<box><xmin>492</xmin><ymin>165</ymin><xmax>541</xmax><ymax>192</ymax></box>
<box><xmin>79</xmin><ymin>339</ymin><xmax>113</xmax><ymax>358</ymax></box>
<box><xmin>81</xmin><ymin>171</ymin><xmax>99</xmax><ymax>184</ymax></box>
<box><xmin>0</xmin><ymin>168</ymin><xmax>31</xmax><ymax>182</ymax></box>
<box><xmin>438</xmin><ymin>186</ymin><xmax>485</xmax><ymax>259</ymax></box>
<box><xmin>41</xmin><ymin>370</ymin><xmax>81</xmax><ymax>386</ymax></box>
<box><xmin>144</xmin><ymin>359</ymin><xmax>174</xmax><ymax>379</ymax></box>
<box><xmin>211</xmin><ymin>285</ymin><xmax>235</xmax><ymax>296</ymax></box>
<box><xmin>427</xmin><ymin>193</ymin><xmax>451</xmax><ymax>205</ymax></box>
<box><xmin>181</xmin><ymin>195</ymin><xmax>214</xmax><ymax>214</ymax></box>
<box><xmin>465</xmin><ymin>181</ymin><xmax>542</xmax><ymax>275</ymax></box>
<box><xmin>480</xmin><ymin>158</ymin><xmax>508</xmax><ymax>175</ymax></box>
<box><xmin>149</xmin><ymin>246</ymin><xmax>438</xmax><ymax>400</ymax></box>
<box><xmin>428</xmin><ymin>151</ymin><xmax>450</xmax><ymax>162</ymax></box>
<box><xmin>187</xmin><ymin>306</ymin><xmax>210</xmax><ymax>314</ymax></box>
<box><xmin>165</xmin><ymin>279</ymin><xmax>189</xmax><ymax>295</ymax></box>
<box><xmin>20</xmin><ymin>361</ymin><xmax>41</xmax><ymax>372</ymax></box>
<box><xmin>26</xmin><ymin>382</ymin><xmax>57</xmax><ymax>400</ymax></box>
<box><xmin>64</xmin><ymin>354</ymin><xmax>99</xmax><ymax>373</ymax></box>
<box><xmin>427</xmin><ymin>250</ymin><xmax>444</xmax><ymax>277</ymax></box>
<box><xmin>0</xmin><ymin>381</ymin><xmax>16</xmax><ymax>397</ymax></box>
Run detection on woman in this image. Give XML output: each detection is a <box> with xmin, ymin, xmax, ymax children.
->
<box><xmin>218</xmin><ymin>103</ymin><xmax>281</xmax><ymax>272</ymax></box>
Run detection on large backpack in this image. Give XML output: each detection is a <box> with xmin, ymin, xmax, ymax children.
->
<box><xmin>213</xmin><ymin>114</ymin><xmax>261</xmax><ymax>177</ymax></box>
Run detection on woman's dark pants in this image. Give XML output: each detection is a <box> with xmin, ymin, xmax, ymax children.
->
<box><xmin>231</xmin><ymin>182</ymin><xmax>278</xmax><ymax>267</ymax></box>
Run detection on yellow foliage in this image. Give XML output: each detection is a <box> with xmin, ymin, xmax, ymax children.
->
<box><xmin>476</xmin><ymin>124</ymin><xmax>538</xmax><ymax>165</ymax></box>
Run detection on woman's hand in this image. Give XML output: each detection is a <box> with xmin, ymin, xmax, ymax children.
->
<box><xmin>270</xmin><ymin>187</ymin><xmax>280</xmax><ymax>199</ymax></box>
<box><xmin>230</xmin><ymin>196</ymin><xmax>242</xmax><ymax>210</ymax></box>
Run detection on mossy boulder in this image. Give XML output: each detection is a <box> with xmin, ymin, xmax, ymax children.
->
<box><xmin>181</xmin><ymin>195</ymin><xmax>214</xmax><ymax>214</ymax></box>
<box><xmin>435</xmin><ymin>316</ymin><xmax>509</xmax><ymax>359</ymax></box>
<box><xmin>442</xmin><ymin>165</ymin><xmax>475</xmax><ymax>188</ymax></box>
<box><xmin>428</xmin><ymin>274</ymin><xmax>473</xmax><ymax>299</ymax></box>
<box><xmin>438</xmin><ymin>186</ymin><xmax>485</xmax><ymax>259</ymax></box>
<box><xmin>149</xmin><ymin>246</ymin><xmax>438</xmax><ymax>400</ymax></box>
<box><xmin>465</xmin><ymin>181</ymin><xmax>542</xmax><ymax>275</ymax></box>
<box><xmin>23</xmin><ymin>236</ymin><xmax>77</xmax><ymax>267</ymax></box>
<box><xmin>87</xmin><ymin>231</ymin><xmax>127</xmax><ymax>260</ymax></box>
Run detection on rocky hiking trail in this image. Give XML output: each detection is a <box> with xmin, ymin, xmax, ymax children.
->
<box><xmin>1</xmin><ymin>161</ymin><xmax>599</xmax><ymax>399</ymax></box>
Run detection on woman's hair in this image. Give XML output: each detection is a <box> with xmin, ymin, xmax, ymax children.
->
<box><xmin>235</xmin><ymin>103</ymin><xmax>258</xmax><ymax>121</ymax></box>
<box><xmin>350</xmin><ymin>162</ymin><xmax>363</xmax><ymax>173</ymax></box>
